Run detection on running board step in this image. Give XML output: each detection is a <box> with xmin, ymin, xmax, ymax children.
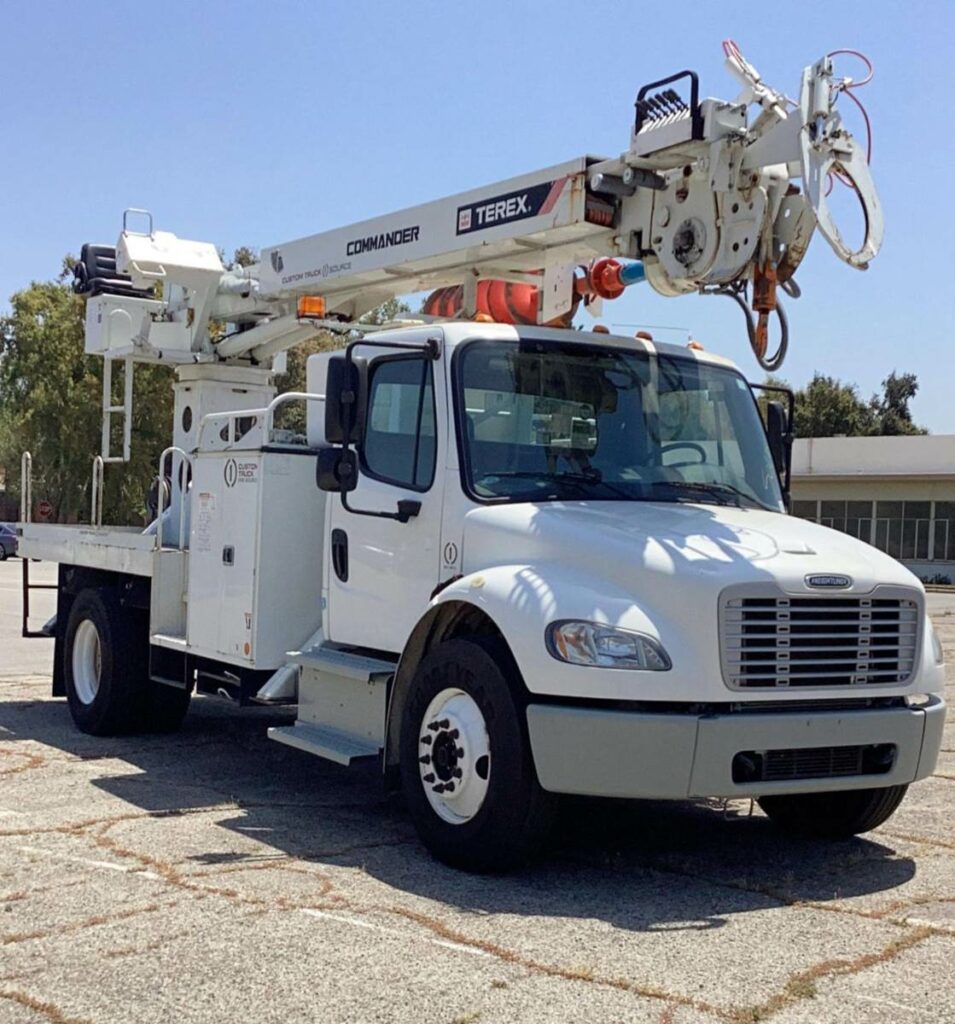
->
<box><xmin>288</xmin><ymin>645</ymin><xmax>395</xmax><ymax>682</ymax></box>
<box><xmin>268</xmin><ymin>722</ymin><xmax>379</xmax><ymax>766</ymax></box>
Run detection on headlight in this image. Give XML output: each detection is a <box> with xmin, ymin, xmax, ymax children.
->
<box><xmin>930</xmin><ymin>621</ymin><xmax>945</xmax><ymax>665</ymax></box>
<box><xmin>546</xmin><ymin>620</ymin><xmax>671</xmax><ymax>671</ymax></box>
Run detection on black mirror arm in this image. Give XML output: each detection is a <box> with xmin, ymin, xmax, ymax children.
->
<box><xmin>341</xmin><ymin>491</ymin><xmax>421</xmax><ymax>523</ymax></box>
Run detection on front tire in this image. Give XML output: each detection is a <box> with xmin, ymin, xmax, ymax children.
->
<box><xmin>399</xmin><ymin>638</ymin><xmax>556</xmax><ymax>872</ymax></box>
<box><xmin>758</xmin><ymin>785</ymin><xmax>908</xmax><ymax>839</ymax></box>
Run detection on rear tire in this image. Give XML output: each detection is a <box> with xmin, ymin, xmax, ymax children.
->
<box><xmin>64</xmin><ymin>588</ymin><xmax>147</xmax><ymax>735</ymax></box>
<box><xmin>0</xmin><ymin>547</ymin><xmax>7</xmax><ymax>561</ymax></box>
<box><xmin>399</xmin><ymin>637</ymin><xmax>556</xmax><ymax>872</ymax></box>
<box><xmin>759</xmin><ymin>785</ymin><xmax>908</xmax><ymax>839</ymax></box>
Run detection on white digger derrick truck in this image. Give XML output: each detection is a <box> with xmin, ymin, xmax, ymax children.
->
<box><xmin>17</xmin><ymin>44</ymin><xmax>945</xmax><ymax>870</ymax></box>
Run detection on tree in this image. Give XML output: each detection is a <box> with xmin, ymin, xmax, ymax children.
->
<box><xmin>872</xmin><ymin>372</ymin><xmax>926</xmax><ymax>436</ymax></box>
<box><xmin>0</xmin><ymin>272</ymin><xmax>174</xmax><ymax>524</ymax></box>
<box><xmin>758</xmin><ymin>371</ymin><xmax>927</xmax><ymax>438</ymax></box>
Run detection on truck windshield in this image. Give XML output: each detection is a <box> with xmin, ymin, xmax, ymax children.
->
<box><xmin>456</xmin><ymin>338</ymin><xmax>784</xmax><ymax>511</ymax></box>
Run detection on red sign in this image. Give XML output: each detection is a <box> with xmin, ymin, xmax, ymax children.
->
<box><xmin>37</xmin><ymin>500</ymin><xmax>53</xmax><ymax>521</ymax></box>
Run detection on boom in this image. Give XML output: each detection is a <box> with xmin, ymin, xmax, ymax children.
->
<box><xmin>72</xmin><ymin>41</ymin><xmax>882</xmax><ymax>461</ymax></box>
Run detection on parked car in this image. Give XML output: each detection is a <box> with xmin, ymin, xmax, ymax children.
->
<box><xmin>0</xmin><ymin>523</ymin><xmax>18</xmax><ymax>560</ymax></box>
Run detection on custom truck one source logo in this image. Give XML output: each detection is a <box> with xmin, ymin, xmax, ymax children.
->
<box><xmin>455</xmin><ymin>177</ymin><xmax>568</xmax><ymax>236</ymax></box>
<box><xmin>270</xmin><ymin>250</ymin><xmax>284</xmax><ymax>273</ymax></box>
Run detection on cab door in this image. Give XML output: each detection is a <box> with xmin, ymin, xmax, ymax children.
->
<box><xmin>325</xmin><ymin>348</ymin><xmax>445</xmax><ymax>653</ymax></box>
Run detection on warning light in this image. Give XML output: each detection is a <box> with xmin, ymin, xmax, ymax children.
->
<box><xmin>592</xmin><ymin>324</ymin><xmax>610</xmax><ymax>334</ymax></box>
<box><xmin>297</xmin><ymin>296</ymin><xmax>327</xmax><ymax>319</ymax></box>
<box><xmin>687</xmin><ymin>340</ymin><xmax>705</xmax><ymax>351</ymax></box>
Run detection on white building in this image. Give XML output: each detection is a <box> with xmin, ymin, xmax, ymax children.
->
<box><xmin>790</xmin><ymin>435</ymin><xmax>955</xmax><ymax>582</ymax></box>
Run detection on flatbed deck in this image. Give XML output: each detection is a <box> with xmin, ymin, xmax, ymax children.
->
<box><xmin>18</xmin><ymin>523</ymin><xmax>155</xmax><ymax>577</ymax></box>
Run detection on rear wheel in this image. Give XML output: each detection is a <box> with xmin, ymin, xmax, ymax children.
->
<box><xmin>64</xmin><ymin>588</ymin><xmax>191</xmax><ymax>735</ymax></box>
<box><xmin>64</xmin><ymin>588</ymin><xmax>146</xmax><ymax>735</ymax></box>
<box><xmin>0</xmin><ymin>546</ymin><xmax>7</xmax><ymax>561</ymax></box>
<box><xmin>399</xmin><ymin>638</ymin><xmax>556</xmax><ymax>872</ymax></box>
<box><xmin>758</xmin><ymin>785</ymin><xmax>908</xmax><ymax>839</ymax></box>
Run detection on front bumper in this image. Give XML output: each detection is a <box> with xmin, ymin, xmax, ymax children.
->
<box><xmin>526</xmin><ymin>696</ymin><xmax>946</xmax><ymax>799</ymax></box>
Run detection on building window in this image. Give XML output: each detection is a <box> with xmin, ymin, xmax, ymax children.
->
<box><xmin>791</xmin><ymin>500</ymin><xmax>818</xmax><ymax>522</ymax></box>
<box><xmin>874</xmin><ymin>501</ymin><xmax>931</xmax><ymax>560</ymax></box>
<box><xmin>791</xmin><ymin>496</ymin><xmax>953</xmax><ymax>562</ymax></box>
<box><xmin>934</xmin><ymin>501</ymin><xmax>955</xmax><ymax>561</ymax></box>
<box><xmin>819</xmin><ymin>500</ymin><xmax>872</xmax><ymax>542</ymax></box>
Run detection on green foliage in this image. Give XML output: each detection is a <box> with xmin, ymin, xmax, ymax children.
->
<box><xmin>759</xmin><ymin>371</ymin><xmax>927</xmax><ymax>438</ymax></box>
<box><xmin>0</xmin><ymin>275</ymin><xmax>174</xmax><ymax>524</ymax></box>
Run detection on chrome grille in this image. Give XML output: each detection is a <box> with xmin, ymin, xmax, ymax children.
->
<box><xmin>720</xmin><ymin>586</ymin><xmax>921</xmax><ymax>689</ymax></box>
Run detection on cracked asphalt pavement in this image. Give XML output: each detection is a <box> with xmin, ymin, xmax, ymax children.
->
<box><xmin>1</xmin><ymin>560</ymin><xmax>953</xmax><ymax>1023</ymax></box>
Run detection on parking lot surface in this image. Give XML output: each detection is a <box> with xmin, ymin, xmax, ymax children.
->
<box><xmin>1</xmin><ymin>558</ymin><xmax>952</xmax><ymax>1023</ymax></box>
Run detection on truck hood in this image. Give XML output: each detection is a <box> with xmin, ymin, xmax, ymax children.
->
<box><xmin>461</xmin><ymin>500</ymin><xmax>921</xmax><ymax>596</ymax></box>
<box><xmin>456</xmin><ymin>501</ymin><xmax>929</xmax><ymax>704</ymax></box>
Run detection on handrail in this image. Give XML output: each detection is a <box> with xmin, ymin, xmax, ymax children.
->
<box><xmin>156</xmin><ymin>446</ymin><xmax>193</xmax><ymax>551</ymax></box>
<box><xmin>263</xmin><ymin>391</ymin><xmax>326</xmax><ymax>440</ymax></box>
<box><xmin>198</xmin><ymin>406</ymin><xmax>268</xmax><ymax>449</ymax></box>
<box><xmin>91</xmin><ymin>456</ymin><xmax>104</xmax><ymax>526</ymax></box>
<box><xmin>20</xmin><ymin>452</ymin><xmax>32</xmax><ymax>523</ymax></box>
<box><xmin>198</xmin><ymin>391</ymin><xmax>325</xmax><ymax>449</ymax></box>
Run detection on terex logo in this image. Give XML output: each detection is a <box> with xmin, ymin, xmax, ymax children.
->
<box><xmin>455</xmin><ymin>178</ymin><xmax>567</xmax><ymax>236</ymax></box>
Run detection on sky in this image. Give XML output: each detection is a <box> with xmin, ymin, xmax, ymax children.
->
<box><xmin>1</xmin><ymin>0</ymin><xmax>953</xmax><ymax>430</ymax></box>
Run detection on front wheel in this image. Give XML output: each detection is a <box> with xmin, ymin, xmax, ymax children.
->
<box><xmin>758</xmin><ymin>785</ymin><xmax>908</xmax><ymax>839</ymax></box>
<box><xmin>399</xmin><ymin>638</ymin><xmax>556</xmax><ymax>872</ymax></box>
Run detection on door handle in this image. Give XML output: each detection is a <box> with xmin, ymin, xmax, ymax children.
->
<box><xmin>331</xmin><ymin>529</ymin><xmax>348</xmax><ymax>582</ymax></box>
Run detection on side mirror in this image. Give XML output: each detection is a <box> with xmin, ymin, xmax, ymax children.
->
<box><xmin>766</xmin><ymin>400</ymin><xmax>792</xmax><ymax>491</ymax></box>
<box><xmin>316</xmin><ymin>447</ymin><xmax>358</xmax><ymax>493</ymax></box>
<box><xmin>324</xmin><ymin>356</ymin><xmax>368</xmax><ymax>445</ymax></box>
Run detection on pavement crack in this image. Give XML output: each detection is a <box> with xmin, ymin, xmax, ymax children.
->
<box><xmin>0</xmin><ymin>988</ymin><xmax>95</xmax><ymax>1024</ymax></box>
<box><xmin>0</xmin><ymin>749</ymin><xmax>45</xmax><ymax>777</ymax></box>
<box><xmin>1</xmin><ymin>901</ymin><xmax>168</xmax><ymax>947</ymax></box>
<box><xmin>728</xmin><ymin>925</ymin><xmax>936</xmax><ymax>1023</ymax></box>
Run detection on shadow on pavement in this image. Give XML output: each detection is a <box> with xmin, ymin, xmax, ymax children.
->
<box><xmin>0</xmin><ymin>691</ymin><xmax>917</xmax><ymax>934</ymax></box>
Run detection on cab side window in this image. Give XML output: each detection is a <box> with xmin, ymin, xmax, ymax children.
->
<box><xmin>362</xmin><ymin>358</ymin><xmax>436</xmax><ymax>490</ymax></box>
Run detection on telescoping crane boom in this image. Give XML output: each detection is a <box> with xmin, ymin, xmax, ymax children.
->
<box><xmin>74</xmin><ymin>41</ymin><xmax>881</xmax><ymax>461</ymax></box>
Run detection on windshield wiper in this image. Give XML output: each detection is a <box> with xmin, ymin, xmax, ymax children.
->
<box><xmin>656</xmin><ymin>480</ymin><xmax>768</xmax><ymax>510</ymax></box>
<box><xmin>480</xmin><ymin>471</ymin><xmax>632</xmax><ymax>500</ymax></box>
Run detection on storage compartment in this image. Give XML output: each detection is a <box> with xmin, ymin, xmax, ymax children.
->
<box><xmin>186</xmin><ymin>448</ymin><xmax>326</xmax><ymax>668</ymax></box>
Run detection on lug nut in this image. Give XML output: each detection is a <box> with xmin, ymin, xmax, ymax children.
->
<box><xmin>452</xmin><ymin>768</ymin><xmax>462</xmax><ymax>779</ymax></box>
<box><xmin>445</xmin><ymin>782</ymin><xmax>456</xmax><ymax>793</ymax></box>
<box><xmin>437</xmin><ymin>719</ymin><xmax>450</xmax><ymax>729</ymax></box>
<box><xmin>456</xmin><ymin>748</ymin><xmax>464</xmax><ymax>759</ymax></box>
<box><xmin>420</xmin><ymin>734</ymin><xmax>432</xmax><ymax>745</ymax></box>
<box><xmin>423</xmin><ymin>773</ymin><xmax>435</xmax><ymax>783</ymax></box>
<box><xmin>449</xmin><ymin>729</ymin><xmax>459</xmax><ymax>739</ymax></box>
<box><xmin>419</xmin><ymin>755</ymin><xmax>431</xmax><ymax>765</ymax></box>
<box><xmin>432</xmin><ymin>783</ymin><xmax>446</xmax><ymax>793</ymax></box>
<box><xmin>427</xmin><ymin>721</ymin><xmax>440</xmax><ymax>732</ymax></box>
